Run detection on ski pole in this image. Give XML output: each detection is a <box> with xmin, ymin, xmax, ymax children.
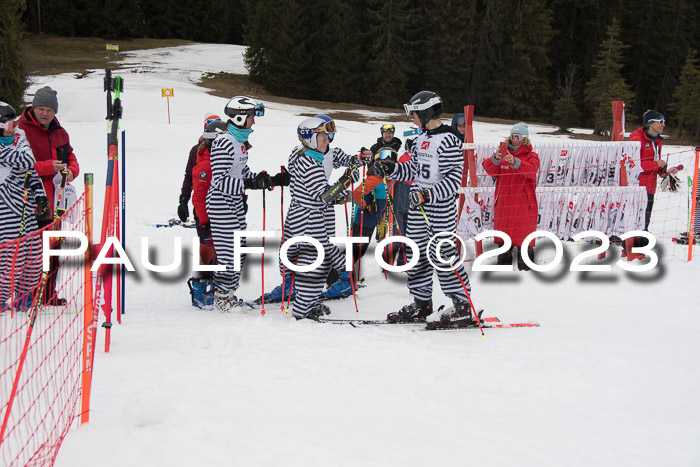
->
<box><xmin>357</xmin><ymin>165</ymin><xmax>366</xmax><ymax>282</ymax></box>
<box><xmin>280</xmin><ymin>165</ymin><xmax>287</xmax><ymax>311</ymax></box>
<box><xmin>418</xmin><ymin>205</ymin><xmax>484</xmax><ymax>336</ymax></box>
<box><xmin>383</xmin><ymin>176</ymin><xmax>408</xmax><ymax>266</ymax></box>
<box><xmin>343</xmin><ymin>191</ymin><xmax>359</xmax><ymax>313</ymax></box>
<box><xmin>261</xmin><ymin>187</ymin><xmax>267</xmax><ymax>316</ymax></box>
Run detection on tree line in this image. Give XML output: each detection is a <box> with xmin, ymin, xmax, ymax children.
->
<box><xmin>2</xmin><ymin>0</ymin><xmax>699</xmax><ymax>138</ymax></box>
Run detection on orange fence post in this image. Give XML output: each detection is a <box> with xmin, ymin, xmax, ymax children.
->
<box><xmin>81</xmin><ymin>174</ymin><xmax>95</xmax><ymax>424</ymax></box>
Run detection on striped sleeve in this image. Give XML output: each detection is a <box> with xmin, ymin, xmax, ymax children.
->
<box><xmin>432</xmin><ymin>134</ymin><xmax>463</xmax><ymax>201</ymax></box>
<box><xmin>331</xmin><ymin>147</ymin><xmax>357</xmax><ymax>169</ymax></box>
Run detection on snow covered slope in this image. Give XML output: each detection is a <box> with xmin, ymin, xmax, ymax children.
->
<box><xmin>27</xmin><ymin>43</ymin><xmax>700</xmax><ymax>467</ymax></box>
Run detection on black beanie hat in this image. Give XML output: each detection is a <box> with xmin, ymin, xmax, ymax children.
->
<box><xmin>643</xmin><ymin>110</ymin><xmax>664</xmax><ymax>127</ymax></box>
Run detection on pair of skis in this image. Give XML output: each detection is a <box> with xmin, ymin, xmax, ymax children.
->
<box><xmin>316</xmin><ymin>315</ymin><xmax>539</xmax><ymax>331</ymax></box>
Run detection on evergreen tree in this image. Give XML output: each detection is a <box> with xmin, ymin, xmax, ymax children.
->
<box><xmin>421</xmin><ymin>0</ymin><xmax>476</xmax><ymax>112</ymax></box>
<box><xmin>669</xmin><ymin>49</ymin><xmax>700</xmax><ymax>138</ymax></box>
<box><xmin>364</xmin><ymin>0</ymin><xmax>417</xmax><ymax>107</ymax></box>
<box><xmin>622</xmin><ymin>0</ymin><xmax>697</xmax><ymax>116</ymax></box>
<box><xmin>583</xmin><ymin>18</ymin><xmax>634</xmax><ymax>135</ymax></box>
<box><xmin>319</xmin><ymin>0</ymin><xmax>367</xmax><ymax>103</ymax></box>
<box><xmin>0</xmin><ymin>0</ymin><xmax>27</xmax><ymax>109</ymax></box>
<box><xmin>552</xmin><ymin>64</ymin><xmax>582</xmax><ymax>130</ymax></box>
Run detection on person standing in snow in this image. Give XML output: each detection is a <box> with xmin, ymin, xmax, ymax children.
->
<box><xmin>187</xmin><ymin>120</ymin><xmax>227</xmax><ymax>309</ymax></box>
<box><xmin>18</xmin><ymin>86</ymin><xmax>80</xmax><ymax>306</ymax></box>
<box><xmin>281</xmin><ymin>117</ymin><xmax>360</xmax><ymax>320</ymax></box>
<box><xmin>206</xmin><ymin>96</ymin><xmax>283</xmax><ymax>311</ymax></box>
<box><xmin>374</xmin><ymin>91</ymin><xmax>474</xmax><ymax>325</ymax></box>
<box><xmin>451</xmin><ymin>113</ymin><xmax>466</xmax><ymax>138</ymax></box>
<box><xmin>177</xmin><ymin>112</ymin><xmax>221</xmax><ymax>223</ymax></box>
<box><xmin>369</xmin><ymin>123</ymin><xmax>402</xmax><ymax>154</ymax></box>
<box><xmin>482</xmin><ymin>122</ymin><xmax>540</xmax><ymax>271</ymax></box>
<box><xmin>627</xmin><ymin>110</ymin><xmax>667</xmax><ymax>254</ymax></box>
<box><xmin>0</xmin><ymin>102</ymin><xmax>50</xmax><ymax>312</ymax></box>
<box><xmin>261</xmin><ymin>114</ymin><xmax>364</xmax><ymax>304</ymax></box>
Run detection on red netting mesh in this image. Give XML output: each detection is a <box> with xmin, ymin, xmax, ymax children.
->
<box><xmin>457</xmin><ymin>142</ymin><xmax>699</xmax><ymax>263</ymax></box>
<box><xmin>1</xmin><ymin>194</ymin><xmax>88</xmax><ymax>467</ymax></box>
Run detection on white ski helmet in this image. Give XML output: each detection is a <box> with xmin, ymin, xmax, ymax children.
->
<box><xmin>224</xmin><ymin>96</ymin><xmax>264</xmax><ymax>128</ymax></box>
<box><xmin>297</xmin><ymin>117</ymin><xmax>335</xmax><ymax>150</ymax></box>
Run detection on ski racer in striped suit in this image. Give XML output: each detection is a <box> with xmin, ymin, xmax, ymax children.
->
<box><xmin>206</xmin><ymin>96</ymin><xmax>279</xmax><ymax>312</ymax></box>
<box><xmin>259</xmin><ymin>114</ymin><xmax>363</xmax><ymax>304</ymax></box>
<box><xmin>0</xmin><ymin>102</ymin><xmax>50</xmax><ymax>312</ymax></box>
<box><xmin>283</xmin><ymin>117</ymin><xmax>360</xmax><ymax>320</ymax></box>
<box><xmin>374</xmin><ymin>91</ymin><xmax>475</xmax><ymax>325</ymax></box>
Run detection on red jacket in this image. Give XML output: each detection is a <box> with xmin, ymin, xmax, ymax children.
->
<box><xmin>482</xmin><ymin>144</ymin><xmax>540</xmax><ymax>246</ymax></box>
<box><xmin>629</xmin><ymin>127</ymin><xmax>662</xmax><ymax>194</ymax></box>
<box><xmin>192</xmin><ymin>145</ymin><xmax>212</xmax><ymax>224</ymax></box>
<box><xmin>18</xmin><ymin>108</ymin><xmax>80</xmax><ymax>212</ymax></box>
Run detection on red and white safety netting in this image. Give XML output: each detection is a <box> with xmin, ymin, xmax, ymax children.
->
<box><xmin>457</xmin><ymin>141</ymin><xmax>699</xmax><ymax>263</ymax></box>
<box><xmin>0</xmin><ymin>194</ymin><xmax>89</xmax><ymax>467</ymax></box>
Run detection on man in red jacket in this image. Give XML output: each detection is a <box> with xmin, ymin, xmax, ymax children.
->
<box><xmin>629</xmin><ymin>110</ymin><xmax>666</xmax><ymax>251</ymax></box>
<box><xmin>18</xmin><ymin>86</ymin><xmax>80</xmax><ymax>306</ymax></box>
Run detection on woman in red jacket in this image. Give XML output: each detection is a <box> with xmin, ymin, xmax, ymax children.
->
<box><xmin>482</xmin><ymin>122</ymin><xmax>540</xmax><ymax>270</ymax></box>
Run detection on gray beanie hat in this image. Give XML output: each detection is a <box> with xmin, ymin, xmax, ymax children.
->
<box><xmin>32</xmin><ymin>86</ymin><xmax>58</xmax><ymax>113</ymax></box>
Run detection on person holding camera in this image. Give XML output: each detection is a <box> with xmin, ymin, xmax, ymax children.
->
<box><xmin>482</xmin><ymin>122</ymin><xmax>540</xmax><ymax>271</ymax></box>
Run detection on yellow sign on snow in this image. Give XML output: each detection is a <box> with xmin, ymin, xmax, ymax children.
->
<box><xmin>161</xmin><ymin>88</ymin><xmax>174</xmax><ymax>97</ymax></box>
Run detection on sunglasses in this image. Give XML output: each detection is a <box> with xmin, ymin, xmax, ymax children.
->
<box><xmin>376</xmin><ymin>148</ymin><xmax>397</xmax><ymax>160</ymax></box>
<box><xmin>511</xmin><ymin>134</ymin><xmax>525</xmax><ymax>141</ymax></box>
<box><xmin>648</xmin><ymin>118</ymin><xmax>665</xmax><ymax>125</ymax></box>
<box><xmin>0</xmin><ymin>120</ymin><xmax>18</xmax><ymax>131</ymax></box>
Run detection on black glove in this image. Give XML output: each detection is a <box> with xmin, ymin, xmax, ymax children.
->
<box><xmin>242</xmin><ymin>193</ymin><xmax>249</xmax><ymax>214</ymax></box>
<box><xmin>244</xmin><ymin>171</ymin><xmax>272</xmax><ymax>190</ymax></box>
<box><xmin>342</xmin><ymin>166</ymin><xmax>361</xmax><ymax>186</ymax></box>
<box><xmin>409</xmin><ymin>189</ymin><xmax>431</xmax><ymax>209</ymax></box>
<box><xmin>333</xmin><ymin>194</ymin><xmax>348</xmax><ymax>205</ymax></box>
<box><xmin>177</xmin><ymin>194</ymin><xmax>189</xmax><ymax>222</ymax></box>
<box><xmin>364</xmin><ymin>202</ymin><xmax>379</xmax><ymax>214</ymax></box>
<box><xmin>196</xmin><ymin>222</ymin><xmax>212</xmax><ymax>244</ymax></box>
<box><xmin>358</xmin><ymin>147</ymin><xmax>373</xmax><ymax>165</ymax></box>
<box><xmin>270</xmin><ymin>169</ymin><xmax>291</xmax><ymax>187</ymax></box>
<box><xmin>35</xmin><ymin>195</ymin><xmax>51</xmax><ymax>222</ymax></box>
<box><xmin>375</xmin><ymin>159</ymin><xmax>396</xmax><ymax>176</ymax></box>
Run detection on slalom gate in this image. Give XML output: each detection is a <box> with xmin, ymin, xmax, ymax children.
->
<box><xmin>0</xmin><ymin>189</ymin><xmax>95</xmax><ymax>467</ymax></box>
<box><xmin>456</xmin><ymin>139</ymin><xmax>700</xmax><ymax>264</ymax></box>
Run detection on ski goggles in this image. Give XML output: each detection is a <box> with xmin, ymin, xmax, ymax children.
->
<box><xmin>312</xmin><ymin>120</ymin><xmax>336</xmax><ymax>134</ymax></box>
<box><xmin>0</xmin><ymin>119</ymin><xmax>18</xmax><ymax>131</ymax></box>
<box><xmin>252</xmin><ymin>103</ymin><xmax>265</xmax><ymax>117</ymax></box>
<box><xmin>647</xmin><ymin>118</ymin><xmax>665</xmax><ymax>125</ymax></box>
<box><xmin>375</xmin><ymin>148</ymin><xmax>398</xmax><ymax>161</ymax></box>
<box><xmin>404</xmin><ymin>96</ymin><xmax>441</xmax><ymax>116</ymax></box>
<box><xmin>510</xmin><ymin>133</ymin><xmax>525</xmax><ymax>141</ymax></box>
<box><xmin>403</xmin><ymin>127</ymin><xmax>422</xmax><ymax>137</ymax></box>
<box><xmin>381</xmin><ymin>123</ymin><xmax>395</xmax><ymax>133</ymax></box>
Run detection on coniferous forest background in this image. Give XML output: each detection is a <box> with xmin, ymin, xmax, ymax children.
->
<box><xmin>2</xmin><ymin>0</ymin><xmax>700</xmax><ymax>139</ymax></box>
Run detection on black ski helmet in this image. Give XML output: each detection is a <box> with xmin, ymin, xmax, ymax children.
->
<box><xmin>0</xmin><ymin>101</ymin><xmax>18</xmax><ymax>127</ymax></box>
<box><xmin>203</xmin><ymin>120</ymin><xmax>228</xmax><ymax>145</ymax></box>
<box><xmin>403</xmin><ymin>91</ymin><xmax>443</xmax><ymax>127</ymax></box>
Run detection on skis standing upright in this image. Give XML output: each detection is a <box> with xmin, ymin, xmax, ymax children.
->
<box><xmin>94</xmin><ymin>69</ymin><xmax>123</xmax><ymax>353</ymax></box>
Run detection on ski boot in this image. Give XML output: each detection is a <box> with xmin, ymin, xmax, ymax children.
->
<box><xmin>256</xmin><ymin>276</ymin><xmax>295</xmax><ymax>304</ymax></box>
<box><xmin>386</xmin><ymin>298</ymin><xmax>433</xmax><ymax>323</ymax></box>
<box><xmin>14</xmin><ymin>292</ymin><xmax>34</xmax><ymax>313</ymax></box>
<box><xmin>517</xmin><ymin>246</ymin><xmax>535</xmax><ymax>271</ymax></box>
<box><xmin>187</xmin><ymin>277</ymin><xmax>214</xmax><ymax>309</ymax></box>
<box><xmin>438</xmin><ymin>296</ymin><xmax>475</xmax><ymax>326</ymax></box>
<box><xmin>295</xmin><ymin>302</ymin><xmax>331</xmax><ymax>321</ymax></box>
<box><xmin>496</xmin><ymin>247</ymin><xmax>513</xmax><ymax>266</ymax></box>
<box><xmin>214</xmin><ymin>289</ymin><xmax>243</xmax><ymax>312</ymax></box>
<box><xmin>319</xmin><ymin>271</ymin><xmax>355</xmax><ymax>300</ymax></box>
